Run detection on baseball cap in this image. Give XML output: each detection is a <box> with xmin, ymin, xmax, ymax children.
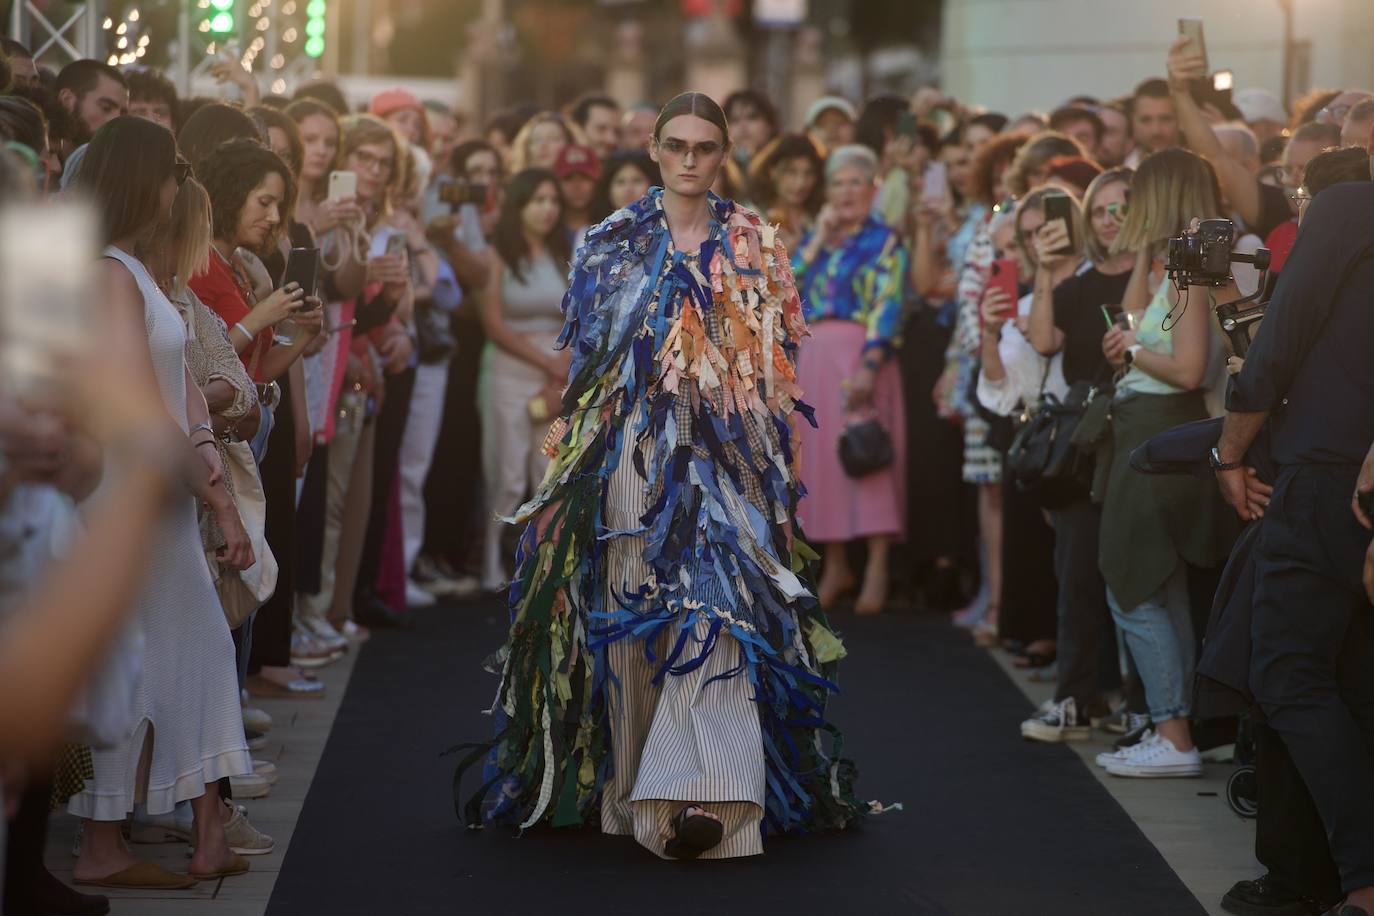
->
<box><xmin>1233</xmin><ymin>88</ymin><xmax>1288</xmax><ymax>126</ymax></box>
<box><xmin>804</xmin><ymin>95</ymin><xmax>857</xmax><ymax>128</ymax></box>
<box><xmin>369</xmin><ymin>88</ymin><xmax>425</xmax><ymax>120</ymax></box>
<box><xmin>553</xmin><ymin>143</ymin><xmax>600</xmax><ymax>181</ymax></box>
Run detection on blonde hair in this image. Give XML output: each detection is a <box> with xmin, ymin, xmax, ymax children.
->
<box><xmin>509</xmin><ymin>111</ymin><xmax>573</xmax><ymax>174</ymax></box>
<box><xmin>1006</xmin><ymin>130</ymin><xmax>1085</xmax><ymax>197</ymax></box>
<box><xmin>340</xmin><ymin>113</ymin><xmax>400</xmax><ymax>218</ymax></box>
<box><xmin>1081</xmin><ymin>168</ymin><xmax>1133</xmax><ymax>264</ymax></box>
<box><xmin>1112</xmin><ymin>148</ymin><xmax>1223</xmax><ymax>256</ymax></box>
<box><xmin>158</xmin><ymin>178</ymin><xmax>213</xmax><ymax>297</ymax></box>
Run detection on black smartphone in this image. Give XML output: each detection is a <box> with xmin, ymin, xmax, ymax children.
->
<box><xmin>283</xmin><ymin>247</ymin><xmax>320</xmax><ymax>301</ymax></box>
<box><xmin>1043</xmin><ymin>194</ymin><xmax>1076</xmax><ymax>256</ymax></box>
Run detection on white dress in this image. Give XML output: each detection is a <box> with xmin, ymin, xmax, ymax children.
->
<box><xmin>68</xmin><ymin>248</ymin><xmax>251</xmax><ymax>820</ymax></box>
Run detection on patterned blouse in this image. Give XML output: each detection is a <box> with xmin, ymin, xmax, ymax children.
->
<box><xmin>792</xmin><ymin>216</ymin><xmax>907</xmax><ymax>354</ymax></box>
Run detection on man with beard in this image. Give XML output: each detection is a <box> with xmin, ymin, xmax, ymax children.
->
<box><xmin>55</xmin><ymin>60</ymin><xmax>127</xmax><ymax>154</ymax></box>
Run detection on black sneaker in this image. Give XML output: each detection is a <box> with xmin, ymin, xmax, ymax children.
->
<box><xmin>355</xmin><ymin>593</ymin><xmax>414</xmax><ymax>629</ymax></box>
<box><xmin>1113</xmin><ymin>713</ymin><xmax>1153</xmax><ymax>750</ymax></box>
<box><xmin>1220</xmin><ymin>874</ymin><xmax>1321</xmax><ymax>916</ymax></box>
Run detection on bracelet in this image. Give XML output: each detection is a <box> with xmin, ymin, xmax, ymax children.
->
<box><xmin>189</xmin><ymin>422</ymin><xmax>213</xmax><ymax>438</ymax></box>
<box><xmin>194</xmin><ymin>439</ymin><xmax>218</xmax><ymax>450</ymax></box>
<box><xmin>234</xmin><ymin>321</ymin><xmax>254</xmax><ymax>340</ymax></box>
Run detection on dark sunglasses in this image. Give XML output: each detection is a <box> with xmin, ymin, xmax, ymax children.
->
<box><xmin>174</xmin><ymin>159</ymin><xmax>192</xmax><ymax>187</ymax></box>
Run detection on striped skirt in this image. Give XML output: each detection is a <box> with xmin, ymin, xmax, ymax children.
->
<box><xmin>596</xmin><ymin>420</ymin><xmax>767</xmax><ymax>859</ymax></box>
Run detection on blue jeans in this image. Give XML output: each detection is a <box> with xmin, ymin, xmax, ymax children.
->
<box><xmin>249</xmin><ymin>400</ymin><xmax>274</xmax><ymax>464</ymax></box>
<box><xmin>1106</xmin><ymin>564</ymin><xmax>1194</xmax><ymax>722</ymax></box>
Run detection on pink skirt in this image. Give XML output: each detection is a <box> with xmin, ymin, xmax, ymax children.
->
<box><xmin>796</xmin><ymin>320</ymin><xmax>907</xmax><ymax>542</ymax></box>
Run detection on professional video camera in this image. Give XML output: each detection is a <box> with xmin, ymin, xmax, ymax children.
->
<box><xmin>1164</xmin><ymin>218</ymin><xmax>1271</xmax><ymax>356</ymax></box>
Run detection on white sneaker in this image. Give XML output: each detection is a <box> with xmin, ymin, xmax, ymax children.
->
<box><xmin>1096</xmin><ymin>730</ymin><xmax>1154</xmax><ymax>768</ymax></box>
<box><xmin>1020</xmin><ymin>698</ymin><xmax>1091</xmax><ymax>743</ymax></box>
<box><xmin>405</xmin><ymin>580</ymin><xmax>437</xmax><ymax>608</ymax></box>
<box><xmin>301</xmin><ymin>616</ymin><xmax>349</xmax><ymax>653</ymax></box>
<box><xmin>1105</xmin><ymin>733</ymin><xmax>1203</xmax><ymax>778</ymax></box>
<box><xmin>252</xmin><ymin>758</ymin><xmax>279</xmax><ymax>785</ymax></box>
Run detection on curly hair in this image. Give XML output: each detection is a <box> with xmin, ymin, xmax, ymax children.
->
<box><xmin>970</xmin><ymin>131</ymin><xmax>1029</xmax><ymax>207</ymax></box>
<box><xmin>198</xmin><ymin>137</ymin><xmax>296</xmax><ymax>248</ymax></box>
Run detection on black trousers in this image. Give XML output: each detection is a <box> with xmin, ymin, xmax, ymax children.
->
<box><xmin>1251</xmin><ymin>463</ymin><xmax>1374</xmax><ymax>894</ymax></box>
<box><xmin>249</xmin><ymin>373</ymin><xmax>297</xmax><ymax>672</ymax></box>
<box><xmin>1254</xmin><ymin>719</ymin><xmax>1342</xmax><ymax>906</ymax></box>
<box><xmin>355</xmin><ymin>366</ymin><xmax>416</xmax><ymax>604</ymax></box>
<box><xmin>424</xmin><ymin>314</ymin><xmax>485</xmax><ymax>566</ymax></box>
<box><xmin>998</xmin><ymin>474</ymin><xmax>1058</xmax><ymax>644</ymax></box>
<box><xmin>1051</xmin><ymin>496</ymin><xmax>1112</xmax><ymax>708</ymax></box>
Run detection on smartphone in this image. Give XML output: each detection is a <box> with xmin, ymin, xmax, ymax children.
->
<box><xmin>985</xmin><ymin>258</ymin><xmax>1020</xmax><ymax>312</ymax></box>
<box><xmin>385</xmin><ymin>234</ymin><xmax>407</xmax><ymax>259</ymax></box>
<box><xmin>920</xmin><ymin>161</ymin><xmax>949</xmax><ymax>205</ymax></box>
<box><xmin>283</xmin><ymin>247</ymin><xmax>320</xmax><ymax>301</ymax></box>
<box><xmin>328</xmin><ymin>170</ymin><xmax>357</xmax><ymax>203</ymax></box>
<box><xmin>0</xmin><ymin>201</ymin><xmax>97</xmax><ymax>402</ymax></box>
<box><xmin>1178</xmin><ymin>18</ymin><xmax>1207</xmax><ymax>72</ymax></box>
<box><xmin>1100</xmin><ymin>304</ymin><xmax>1123</xmax><ymax>329</ymax></box>
<box><xmin>1043</xmin><ymin>194</ymin><xmax>1076</xmax><ymax>256</ymax></box>
<box><xmin>895</xmin><ymin>110</ymin><xmax>919</xmax><ymax>140</ymax></box>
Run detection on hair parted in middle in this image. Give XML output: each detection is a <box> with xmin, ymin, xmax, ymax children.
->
<box><xmin>653</xmin><ymin>92</ymin><xmax>730</xmax><ymax>146</ymax></box>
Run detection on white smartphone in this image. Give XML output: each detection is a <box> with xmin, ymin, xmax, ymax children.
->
<box><xmin>1178</xmin><ymin>18</ymin><xmax>1207</xmax><ymax>73</ymax></box>
<box><xmin>327</xmin><ymin>170</ymin><xmax>357</xmax><ymax>203</ymax></box>
<box><xmin>920</xmin><ymin>161</ymin><xmax>949</xmax><ymax>205</ymax></box>
<box><xmin>0</xmin><ymin>201</ymin><xmax>97</xmax><ymax>402</ymax></box>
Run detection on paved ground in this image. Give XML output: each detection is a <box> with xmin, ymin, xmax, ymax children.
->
<box><xmin>44</xmin><ymin>606</ymin><xmax>1260</xmax><ymax>915</ymax></box>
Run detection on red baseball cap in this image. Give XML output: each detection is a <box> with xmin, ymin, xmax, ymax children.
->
<box><xmin>554</xmin><ymin>144</ymin><xmax>601</xmax><ymax>181</ymax></box>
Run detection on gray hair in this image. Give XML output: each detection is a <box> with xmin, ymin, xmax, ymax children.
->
<box><xmin>824</xmin><ymin>143</ymin><xmax>878</xmax><ymax>182</ymax></box>
<box><xmin>1214</xmin><ymin>123</ymin><xmax>1259</xmax><ymax>164</ymax></box>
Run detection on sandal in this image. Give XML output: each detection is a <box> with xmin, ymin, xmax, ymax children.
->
<box><xmin>663</xmin><ymin>805</ymin><xmax>724</xmax><ymax>860</ymax></box>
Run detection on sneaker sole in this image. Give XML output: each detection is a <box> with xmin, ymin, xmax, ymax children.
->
<box><xmin>1105</xmin><ymin>763</ymin><xmax>1203</xmax><ymax>778</ymax></box>
<box><xmin>1021</xmin><ymin>723</ymin><xmax>1091</xmax><ymax>743</ymax></box>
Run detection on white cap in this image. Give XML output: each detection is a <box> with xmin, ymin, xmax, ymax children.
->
<box><xmin>804</xmin><ymin>95</ymin><xmax>857</xmax><ymax>127</ymax></box>
<box><xmin>1233</xmin><ymin>88</ymin><xmax>1287</xmax><ymax>126</ymax></box>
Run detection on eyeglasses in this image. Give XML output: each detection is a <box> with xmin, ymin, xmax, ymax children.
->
<box><xmin>1102</xmin><ymin>202</ymin><xmax>1128</xmax><ymax>218</ymax></box>
<box><xmin>174</xmin><ymin>159</ymin><xmax>192</xmax><ymax>187</ymax></box>
<box><xmin>1290</xmin><ymin>188</ymin><xmax>1313</xmax><ymax>206</ymax></box>
<box><xmin>1317</xmin><ymin>104</ymin><xmax>1352</xmax><ymax>125</ymax></box>
<box><xmin>351</xmin><ymin>149</ymin><xmax>394</xmax><ymax>174</ymax></box>
<box><xmin>656</xmin><ymin>138</ymin><xmax>724</xmax><ymax>159</ymax></box>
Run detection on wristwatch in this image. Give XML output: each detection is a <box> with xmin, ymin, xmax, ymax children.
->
<box><xmin>1123</xmin><ymin>344</ymin><xmax>1142</xmax><ymax>366</ymax></box>
<box><xmin>1209</xmin><ymin>447</ymin><xmax>1243</xmax><ymax>472</ymax></box>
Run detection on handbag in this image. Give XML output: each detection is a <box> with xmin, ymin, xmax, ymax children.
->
<box><xmin>213</xmin><ymin>440</ymin><xmax>278</xmax><ymax>628</ymax></box>
<box><xmin>1006</xmin><ymin>365</ymin><xmax>1103</xmax><ymax>503</ymax></box>
<box><xmin>838</xmin><ymin>418</ymin><xmax>894</xmax><ymax>478</ymax></box>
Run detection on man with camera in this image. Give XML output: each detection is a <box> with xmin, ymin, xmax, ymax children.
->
<box><xmin>1214</xmin><ymin>124</ymin><xmax>1374</xmax><ymax>916</ymax></box>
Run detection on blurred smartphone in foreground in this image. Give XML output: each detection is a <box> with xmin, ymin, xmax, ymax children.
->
<box><xmin>920</xmin><ymin>161</ymin><xmax>949</xmax><ymax>206</ymax></box>
<box><xmin>1178</xmin><ymin>18</ymin><xmax>1207</xmax><ymax>71</ymax></box>
<box><xmin>0</xmin><ymin>201</ymin><xmax>98</xmax><ymax>403</ymax></box>
<box><xmin>327</xmin><ymin>170</ymin><xmax>357</xmax><ymax>203</ymax></box>
<box><xmin>1043</xmin><ymin>194</ymin><xmax>1077</xmax><ymax>256</ymax></box>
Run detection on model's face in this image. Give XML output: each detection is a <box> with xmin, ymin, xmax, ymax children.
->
<box><xmin>825</xmin><ymin>163</ymin><xmax>875</xmax><ymax>225</ymax></box>
<box><xmin>129</xmin><ymin>97</ymin><xmax>174</xmax><ymax>131</ymax></box>
<box><xmin>1132</xmin><ymin>96</ymin><xmax>1179</xmax><ymax>154</ymax></box>
<box><xmin>235</xmin><ymin>171</ymin><xmax>285</xmax><ymax>250</ymax></box>
<box><xmin>527</xmin><ymin>122</ymin><xmax>567</xmax><ymax>170</ymax></box>
<box><xmin>345</xmin><ymin>140</ymin><xmax>393</xmax><ymax>203</ymax></box>
<box><xmin>298</xmin><ymin>113</ymin><xmax>339</xmax><ymax>183</ymax></box>
<box><xmin>810</xmin><ymin>109</ymin><xmax>854</xmax><ymax>151</ymax></box>
<box><xmin>1089</xmin><ymin>179</ymin><xmax>1128</xmax><ymax>252</ymax></box>
<box><xmin>521</xmin><ymin>180</ymin><xmax>562</xmax><ymax>238</ymax></box>
<box><xmin>609</xmin><ymin>163</ymin><xmax>650</xmax><ymax>209</ymax></box>
<box><xmin>386</xmin><ymin>107</ymin><xmax>424</xmax><ymax>146</ymax></box>
<box><xmin>583</xmin><ymin>104</ymin><xmax>620</xmax><ymax>158</ymax></box>
<box><xmin>650</xmin><ymin>114</ymin><xmax>727</xmax><ymax>198</ymax></box>
<box><xmin>772</xmin><ymin>155</ymin><xmax>817</xmax><ymax>208</ymax></box>
<box><xmin>560</xmin><ymin>173</ymin><xmax>595</xmax><ymax>211</ymax></box>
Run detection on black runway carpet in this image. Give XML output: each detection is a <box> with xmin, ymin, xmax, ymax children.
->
<box><xmin>266</xmin><ymin>601</ymin><xmax>1206</xmax><ymax>916</ymax></box>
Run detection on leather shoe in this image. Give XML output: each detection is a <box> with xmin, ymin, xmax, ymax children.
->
<box><xmin>1221</xmin><ymin>874</ymin><xmax>1322</xmax><ymax>916</ymax></box>
<box><xmin>355</xmin><ymin>593</ymin><xmax>413</xmax><ymax>629</ymax></box>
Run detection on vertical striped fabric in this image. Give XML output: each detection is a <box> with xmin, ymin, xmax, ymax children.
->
<box><xmin>597</xmin><ymin>419</ymin><xmax>766</xmax><ymax>859</ymax></box>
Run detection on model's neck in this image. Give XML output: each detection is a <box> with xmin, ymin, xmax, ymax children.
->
<box><xmin>661</xmin><ymin>187</ymin><xmax>711</xmax><ymax>246</ymax></box>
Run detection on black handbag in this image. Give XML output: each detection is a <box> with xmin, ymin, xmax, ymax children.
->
<box><xmin>838</xmin><ymin>418</ymin><xmax>894</xmax><ymax>478</ymax></box>
<box><xmin>1006</xmin><ymin>371</ymin><xmax>1101</xmax><ymax>504</ymax></box>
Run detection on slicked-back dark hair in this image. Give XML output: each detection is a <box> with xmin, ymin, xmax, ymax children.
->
<box><xmin>493</xmin><ymin>168</ymin><xmax>570</xmax><ymax>284</ymax></box>
<box><xmin>199</xmin><ymin>137</ymin><xmax>296</xmax><ymax>247</ymax></box>
<box><xmin>653</xmin><ymin>91</ymin><xmax>729</xmax><ymax>145</ymax></box>
<box><xmin>73</xmin><ymin>115</ymin><xmax>176</xmax><ymax>244</ymax></box>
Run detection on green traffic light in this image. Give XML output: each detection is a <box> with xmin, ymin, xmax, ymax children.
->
<box><xmin>209</xmin><ymin>11</ymin><xmax>234</xmax><ymax>32</ymax></box>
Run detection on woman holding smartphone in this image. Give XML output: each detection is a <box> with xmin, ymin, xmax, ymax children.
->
<box><xmin>476</xmin><ymin>168</ymin><xmax>570</xmax><ymax>591</ymax></box>
<box><xmin>1091</xmin><ymin>150</ymin><xmax>1239</xmax><ymax>778</ymax></box>
<box><xmin>1021</xmin><ymin>167</ymin><xmax>1138</xmax><ymax>745</ymax></box>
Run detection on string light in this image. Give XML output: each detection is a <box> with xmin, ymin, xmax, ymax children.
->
<box><xmin>128</xmin><ymin>9</ymin><xmax>139</xmax><ymax>22</ymax></box>
<box><xmin>102</xmin><ymin>17</ymin><xmax>113</xmax><ymax>29</ymax></box>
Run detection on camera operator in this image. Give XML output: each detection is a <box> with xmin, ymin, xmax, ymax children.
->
<box><xmin>1216</xmin><ymin>123</ymin><xmax>1374</xmax><ymax>916</ymax></box>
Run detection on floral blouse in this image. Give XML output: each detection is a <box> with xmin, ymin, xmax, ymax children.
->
<box><xmin>792</xmin><ymin>215</ymin><xmax>907</xmax><ymax>354</ymax></box>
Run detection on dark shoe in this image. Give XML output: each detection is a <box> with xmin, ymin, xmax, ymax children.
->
<box><xmin>1220</xmin><ymin>874</ymin><xmax>1320</xmax><ymax>916</ymax></box>
<box><xmin>663</xmin><ymin>805</ymin><xmax>724</xmax><ymax>860</ymax></box>
<box><xmin>355</xmin><ymin>594</ymin><xmax>413</xmax><ymax>630</ymax></box>
<box><xmin>1114</xmin><ymin>715</ymin><xmax>1154</xmax><ymax>751</ymax></box>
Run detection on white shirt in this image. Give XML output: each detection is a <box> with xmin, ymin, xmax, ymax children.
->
<box><xmin>976</xmin><ymin>291</ymin><xmax>1068</xmax><ymax>417</ymax></box>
